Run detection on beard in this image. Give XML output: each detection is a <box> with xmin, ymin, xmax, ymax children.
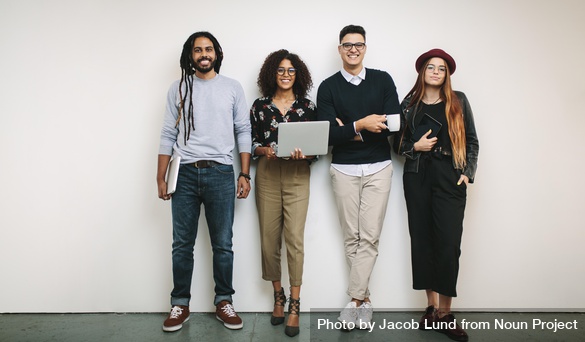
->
<box><xmin>193</xmin><ymin>57</ymin><xmax>216</xmax><ymax>74</ymax></box>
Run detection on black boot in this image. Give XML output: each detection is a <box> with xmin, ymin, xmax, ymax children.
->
<box><xmin>419</xmin><ymin>305</ymin><xmax>437</xmax><ymax>330</ymax></box>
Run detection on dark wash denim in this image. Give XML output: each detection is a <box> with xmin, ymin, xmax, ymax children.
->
<box><xmin>170</xmin><ymin>163</ymin><xmax>235</xmax><ymax>306</ymax></box>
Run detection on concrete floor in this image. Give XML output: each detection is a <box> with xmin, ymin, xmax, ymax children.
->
<box><xmin>1</xmin><ymin>311</ymin><xmax>583</xmax><ymax>342</ymax></box>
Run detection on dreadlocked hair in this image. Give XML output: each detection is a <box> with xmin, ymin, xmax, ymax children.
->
<box><xmin>405</xmin><ymin>59</ymin><xmax>467</xmax><ymax>169</ymax></box>
<box><xmin>175</xmin><ymin>31</ymin><xmax>224</xmax><ymax>144</ymax></box>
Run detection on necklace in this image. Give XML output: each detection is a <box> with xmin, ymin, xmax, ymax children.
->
<box><xmin>423</xmin><ymin>97</ymin><xmax>441</xmax><ymax>105</ymax></box>
<box><xmin>273</xmin><ymin>96</ymin><xmax>295</xmax><ymax>115</ymax></box>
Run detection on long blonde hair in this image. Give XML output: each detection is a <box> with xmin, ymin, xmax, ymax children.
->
<box><xmin>405</xmin><ymin>59</ymin><xmax>467</xmax><ymax>169</ymax></box>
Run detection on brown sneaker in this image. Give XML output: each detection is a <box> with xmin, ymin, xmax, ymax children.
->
<box><xmin>215</xmin><ymin>300</ymin><xmax>243</xmax><ymax>329</ymax></box>
<box><xmin>162</xmin><ymin>305</ymin><xmax>190</xmax><ymax>332</ymax></box>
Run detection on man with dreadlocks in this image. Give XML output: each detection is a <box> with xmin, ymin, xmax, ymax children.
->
<box><xmin>157</xmin><ymin>31</ymin><xmax>251</xmax><ymax>333</ymax></box>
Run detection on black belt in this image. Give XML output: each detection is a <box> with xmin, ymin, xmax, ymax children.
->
<box><xmin>192</xmin><ymin>160</ymin><xmax>221</xmax><ymax>168</ymax></box>
<box><xmin>431</xmin><ymin>146</ymin><xmax>452</xmax><ymax>156</ymax></box>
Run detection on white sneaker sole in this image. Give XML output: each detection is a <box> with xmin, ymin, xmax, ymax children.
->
<box><xmin>216</xmin><ymin>315</ymin><xmax>243</xmax><ymax>330</ymax></box>
<box><xmin>162</xmin><ymin>315</ymin><xmax>190</xmax><ymax>332</ymax></box>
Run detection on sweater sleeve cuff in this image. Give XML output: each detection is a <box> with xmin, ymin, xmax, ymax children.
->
<box><xmin>159</xmin><ymin>144</ymin><xmax>174</xmax><ymax>155</ymax></box>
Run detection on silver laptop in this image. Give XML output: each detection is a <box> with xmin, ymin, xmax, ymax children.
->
<box><xmin>166</xmin><ymin>156</ymin><xmax>181</xmax><ymax>194</ymax></box>
<box><xmin>276</xmin><ymin>121</ymin><xmax>330</xmax><ymax>157</ymax></box>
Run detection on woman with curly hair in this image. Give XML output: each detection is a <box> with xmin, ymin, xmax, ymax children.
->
<box><xmin>397</xmin><ymin>49</ymin><xmax>479</xmax><ymax>341</ymax></box>
<box><xmin>250</xmin><ymin>49</ymin><xmax>316</xmax><ymax>337</ymax></box>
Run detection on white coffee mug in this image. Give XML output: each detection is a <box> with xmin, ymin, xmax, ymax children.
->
<box><xmin>386</xmin><ymin>114</ymin><xmax>401</xmax><ymax>132</ymax></box>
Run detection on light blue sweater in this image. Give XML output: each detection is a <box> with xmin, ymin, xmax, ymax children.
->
<box><xmin>159</xmin><ymin>74</ymin><xmax>251</xmax><ymax>165</ymax></box>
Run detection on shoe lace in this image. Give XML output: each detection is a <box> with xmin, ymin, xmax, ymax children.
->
<box><xmin>359</xmin><ymin>302</ymin><xmax>372</xmax><ymax>319</ymax></box>
<box><xmin>288</xmin><ymin>298</ymin><xmax>300</xmax><ymax>316</ymax></box>
<box><xmin>170</xmin><ymin>306</ymin><xmax>184</xmax><ymax>319</ymax></box>
<box><xmin>274</xmin><ymin>288</ymin><xmax>286</xmax><ymax>307</ymax></box>
<box><xmin>361</xmin><ymin>302</ymin><xmax>371</xmax><ymax>308</ymax></box>
<box><xmin>221</xmin><ymin>303</ymin><xmax>237</xmax><ymax>317</ymax></box>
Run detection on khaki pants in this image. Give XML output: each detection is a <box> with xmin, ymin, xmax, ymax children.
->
<box><xmin>330</xmin><ymin>164</ymin><xmax>393</xmax><ymax>300</ymax></box>
<box><xmin>255</xmin><ymin>157</ymin><xmax>310</xmax><ymax>286</ymax></box>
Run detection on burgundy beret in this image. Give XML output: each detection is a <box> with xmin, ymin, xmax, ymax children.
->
<box><xmin>415</xmin><ymin>48</ymin><xmax>456</xmax><ymax>75</ymax></box>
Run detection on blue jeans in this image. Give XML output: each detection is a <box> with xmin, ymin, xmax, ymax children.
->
<box><xmin>170</xmin><ymin>163</ymin><xmax>235</xmax><ymax>306</ymax></box>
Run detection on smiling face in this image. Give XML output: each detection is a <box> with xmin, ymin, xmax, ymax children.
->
<box><xmin>424</xmin><ymin>57</ymin><xmax>447</xmax><ymax>87</ymax></box>
<box><xmin>191</xmin><ymin>37</ymin><xmax>216</xmax><ymax>76</ymax></box>
<box><xmin>276</xmin><ymin>58</ymin><xmax>296</xmax><ymax>92</ymax></box>
<box><xmin>338</xmin><ymin>33</ymin><xmax>366</xmax><ymax>73</ymax></box>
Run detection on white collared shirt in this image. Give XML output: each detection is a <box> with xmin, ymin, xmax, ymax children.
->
<box><xmin>332</xmin><ymin>67</ymin><xmax>392</xmax><ymax>177</ymax></box>
<box><xmin>340</xmin><ymin>67</ymin><xmax>366</xmax><ymax>86</ymax></box>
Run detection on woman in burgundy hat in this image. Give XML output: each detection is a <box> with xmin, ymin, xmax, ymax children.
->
<box><xmin>396</xmin><ymin>48</ymin><xmax>479</xmax><ymax>341</ymax></box>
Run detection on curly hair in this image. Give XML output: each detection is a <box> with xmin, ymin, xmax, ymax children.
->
<box><xmin>257</xmin><ymin>49</ymin><xmax>313</xmax><ymax>98</ymax></box>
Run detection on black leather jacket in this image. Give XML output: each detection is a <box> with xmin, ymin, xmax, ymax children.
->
<box><xmin>395</xmin><ymin>91</ymin><xmax>479</xmax><ymax>182</ymax></box>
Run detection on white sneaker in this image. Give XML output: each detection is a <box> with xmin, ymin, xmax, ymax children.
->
<box><xmin>337</xmin><ymin>301</ymin><xmax>358</xmax><ymax>331</ymax></box>
<box><xmin>357</xmin><ymin>301</ymin><xmax>373</xmax><ymax>329</ymax></box>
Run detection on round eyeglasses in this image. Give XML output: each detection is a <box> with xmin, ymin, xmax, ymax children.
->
<box><xmin>426</xmin><ymin>64</ymin><xmax>447</xmax><ymax>74</ymax></box>
<box><xmin>277</xmin><ymin>67</ymin><xmax>296</xmax><ymax>76</ymax></box>
<box><xmin>340</xmin><ymin>42</ymin><xmax>366</xmax><ymax>51</ymax></box>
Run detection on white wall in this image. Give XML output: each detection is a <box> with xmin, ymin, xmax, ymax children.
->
<box><xmin>1</xmin><ymin>0</ymin><xmax>584</xmax><ymax>313</ymax></box>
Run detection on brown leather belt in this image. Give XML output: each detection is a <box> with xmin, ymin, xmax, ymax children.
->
<box><xmin>192</xmin><ymin>160</ymin><xmax>220</xmax><ymax>168</ymax></box>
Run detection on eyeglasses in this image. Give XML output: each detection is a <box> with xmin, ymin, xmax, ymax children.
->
<box><xmin>340</xmin><ymin>42</ymin><xmax>366</xmax><ymax>51</ymax></box>
<box><xmin>426</xmin><ymin>64</ymin><xmax>447</xmax><ymax>74</ymax></box>
<box><xmin>277</xmin><ymin>67</ymin><xmax>296</xmax><ymax>76</ymax></box>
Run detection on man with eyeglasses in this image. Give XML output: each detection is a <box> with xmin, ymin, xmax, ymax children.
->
<box><xmin>317</xmin><ymin>24</ymin><xmax>400</xmax><ymax>331</ymax></box>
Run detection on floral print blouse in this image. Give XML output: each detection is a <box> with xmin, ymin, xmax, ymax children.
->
<box><xmin>250</xmin><ymin>96</ymin><xmax>317</xmax><ymax>158</ymax></box>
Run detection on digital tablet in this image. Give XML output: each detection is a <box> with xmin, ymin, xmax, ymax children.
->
<box><xmin>412</xmin><ymin>113</ymin><xmax>442</xmax><ymax>142</ymax></box>
<box><xmin>276</xmin><ymin>121</ymin><xmax>330</xmax><ymax>157</ymax></box>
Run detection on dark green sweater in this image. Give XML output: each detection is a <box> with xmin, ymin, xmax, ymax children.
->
<box><xmin>317</xmin><ymin>68</ymin><xmax>400</xmax><ymax>164</ymax></box>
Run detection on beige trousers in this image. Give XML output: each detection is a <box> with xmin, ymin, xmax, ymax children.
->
<box><xmin>255</xmin><ymin>157</ymin><xmax>310</xmax><ymax>286</ymax></box>
<box><xmin>330</xmin><ymin>164</ymin><xmax>393</xmax><ymax>300</ymax></box>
